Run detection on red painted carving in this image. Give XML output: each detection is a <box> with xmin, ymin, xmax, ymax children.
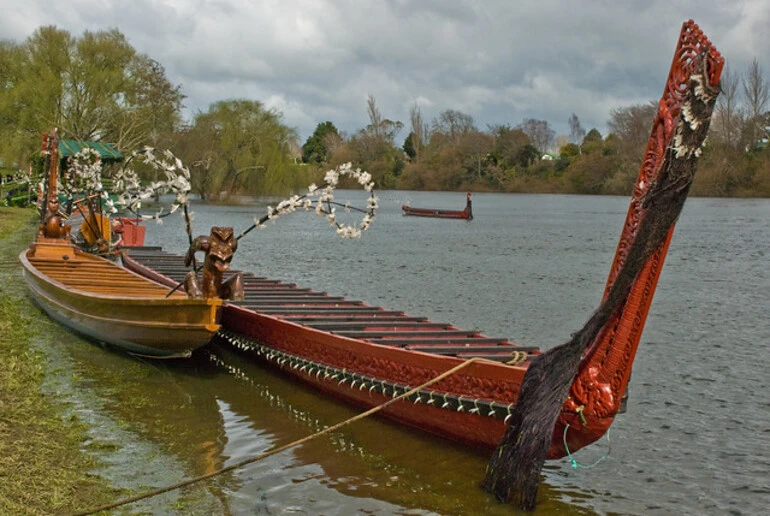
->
<box><xmin>558</xmin><ymin>20</ymin><xmax>723</xmax><ymax>451</ymax></box>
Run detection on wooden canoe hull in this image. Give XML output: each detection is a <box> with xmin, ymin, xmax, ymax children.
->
<box><xmin>20</xmin><ymin>243</ymin><xmax>221</xmax><ymax>358</ymax></box>
<box><xmin>122</xmin><ymin>248</ymin><xmax>610</xmax><ymax>456</ymax></box>
<box><xmin>219</xmin><ymin>305</ymin><xmax>534</xmax><ymax>451</ymax></box>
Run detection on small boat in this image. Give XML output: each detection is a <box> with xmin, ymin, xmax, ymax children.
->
<box><xmin>20</xmin><ymin>130</ymin><xmax>221</xmax><ymax>358</ymax></box>
<box><xmin>20</xmin><ymin>242</ymin><xmax>221</xmax><ymax>358</ymax></box>
<box><xmin>402</xmin><ymin>191</ymin><xmax>473</xmax><ymax>219</ymax></box>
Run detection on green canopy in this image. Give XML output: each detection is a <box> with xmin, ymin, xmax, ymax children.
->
<box><xmin>59</xmin><ymin>139</ymin><xmax>123</xmax><ymax>162</ymax></box>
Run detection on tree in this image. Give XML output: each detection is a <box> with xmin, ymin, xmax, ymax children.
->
<box><xmin>518</xmin><ymin>118</ymin><xmax>555</xmax><ymax>153</ymax></box>
<box><xmin>579</xmin><ymin>128</ymin><xmax>604</xmax><ymax>155</ymax></box>
<box><xmin>345</xmin><ymin>95</ymin><xmax>404</xmax><ymax>188</ymax></box>
<box><xmin>408</xmin><ymin>103</ymin><xmax>427</xmax><ymax>162</ymax></box>
<box><xmin>364</xmin><ymin>94</ymin><xmax>403</xmax><ymax>145</ymax></box>
<box><xmin>712</xmin><ymin>65</ymin><xmax>742</xmax><ymax>148</ymax></box>
<box><xmin>366</xmin><ymin>94</ymin><xmax>382</xmax><ymax>139</ymax></box>
<box><xmin>488</xmin><ymin>124</ymin><xmax>530</xmax><ymax>169</ymax></box>
<box><xmin>0</xmin><ymin>27</ymin><xmax>72</xmax><ymax>165</ymax></box>
<box><xmin>0</xmin><ymin>40</ymin><xmax>32</xmax><ymax>165</ymax></box>
<box><xmin>302</xmin><ymin>121</ymin><xmax>340</xmax><ymax>164</ymax></box>
<box><xmin>457</xmin><ymin>130</ymin><xmax>494</xmax><ymax>179</ymax></box>
<box><xmin>517</xmin><ymin>144</ymin><xmax>540</xmax><ymax>167</ymax></box>
<box><xmin>355</xmin><ymin>94</ymin><xmax>403</xmax><ymax>163</ymax></box>
<box><xmin>568</xmin><ymin>113</ymin><xmax>586</xmax><ymax>153</ymax></box>
<box><xmin>183</xmin><ymin>99</ymin><xmax>303</xmax><ymax>200</ymax></box>
<box><xmin>432</xmin><ymin>109</ymin><xmax>475</xmax><ymax>145</ymax></box>
<box><xmin>0</xmin><ymin>26</ymin><xmax>184</xmax><ymax>168</ymax></box>
<box><xmin>61</xmin><ymin>29</ymin><xmax>136</xmax><ymax>141</ymax></box>
<box><xmin>742</xmin><ymin>58</ymin><xmax>769</xmax><ymax>148</ymax></box>
<box><xmin>403</xmin><ymin>132</ymin><xmax>417</xmax><ymax>160</ymax></box>
<box><xmin>560</xmin><ymin>143</ymin><xmax>580</xmax><ymax>157</ymax></box>
<box><xmin>608</xmin><ymin>102</ymin><xmax>657</xmax><ymax>160</ymax></box>
<box><xmin>563</xmin><ymin>151</ymin><xmax>619</xmax><ymax>194</ymax></box>
<box><xmin>583</xmin><ymin>128</ymin><xmax>603</xmax><ymax>144</ymax></box>
<box><xmin>124</xmin><ymin>56</ymin><xmax>185</xmax><ymax>148</ymax></box>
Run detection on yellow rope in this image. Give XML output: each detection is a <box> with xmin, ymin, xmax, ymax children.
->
<box><xmin>75</xmin><ymin>356</ymin><xmax>492</xmax><ymax>515</ymax></box>
<box><xmin>505</xmin><ymin>350</ymin><xmax>529</xmax><ymax>366</ymax></box>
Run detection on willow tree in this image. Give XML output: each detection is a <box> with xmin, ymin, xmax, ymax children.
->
<box><xmin>183</xmin><ymin>99</ymin><xmax>305</xmax><ymax>200</ymax></box>
<box><xmin>0</xmin><ymin>26</ymin><xmax>183</xmax><ymax>168</ymax></box>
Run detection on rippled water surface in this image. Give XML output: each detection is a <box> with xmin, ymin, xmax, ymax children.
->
<box><xmin>28</xmin><ymin>192</ymin><xmax>770</xmax><ymax>514</ymax></box>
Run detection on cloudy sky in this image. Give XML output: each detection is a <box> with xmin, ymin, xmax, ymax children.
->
<box><xmin>3</xmin><ymin>0</ymin><xmax>769</xmax><ymax>144</ymax></box>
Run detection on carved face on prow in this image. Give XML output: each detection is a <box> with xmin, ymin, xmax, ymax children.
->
<box><xmin>205</xmin><ymin>227</ymin><xmax>237</xmax><ymax>274</ymax></box>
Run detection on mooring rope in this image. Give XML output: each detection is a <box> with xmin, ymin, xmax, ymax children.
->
<box><xmin>74</xmin><ymin>356</ymin><xmax>491</xmax><ymax>515</ymax></box>
<box><xmin>562</xmin><ymin>424</ymin><xmax>611</xmax><ymax>470</ymax></box>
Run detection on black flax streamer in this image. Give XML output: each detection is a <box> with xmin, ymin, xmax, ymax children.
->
<box><xmin>482</xmin><ymin>51</ymin><xmax>720</xmax><ymax>511</ymax></box>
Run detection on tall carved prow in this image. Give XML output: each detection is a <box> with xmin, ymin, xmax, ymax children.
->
<box><xmin>483</xmin><ymin>20</ymin><xmax>723</xmax><ymax>510</ymax></box>
<box><xmin>559</xmin><ymin>19</ymin><xmax>725</xmax><ymax>453</ymax></box>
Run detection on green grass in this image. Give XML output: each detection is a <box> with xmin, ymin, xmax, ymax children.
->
<box><xmin>0</xmin><ymin>207</ymin><xmax>119</xmax><ymax>514</ymax></box>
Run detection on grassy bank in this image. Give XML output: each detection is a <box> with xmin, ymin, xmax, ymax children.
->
<box><xmin>0</xmin><ymin>208</ymin><xmax>117</xmax><ymax>514</ymax></box>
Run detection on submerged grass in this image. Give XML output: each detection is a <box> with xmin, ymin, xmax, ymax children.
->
<box><xmin>0</xmin><ymin>208</ymin><xmax>118</xmax><ymax>514</ymax></box>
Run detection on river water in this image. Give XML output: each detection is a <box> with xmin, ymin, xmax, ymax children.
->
<box><xmin>24</xmin><ymin>191</ymin><xmax>770</xmax><ymax>514</ymax></box>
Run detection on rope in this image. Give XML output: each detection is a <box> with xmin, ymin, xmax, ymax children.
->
<box><xmin>74</xmin><ymin>356</ymin><xmax>489</xmax><ymax>515</ymax></box>
<box><xmin>562</xmin><ymin>423</ymin><xmax>611</xmax><ymax>470</ymax></box>
<box><xmin>505</xmin><ymin>350</ymin><xmax>528</xmax><ymax>366</ymax></box>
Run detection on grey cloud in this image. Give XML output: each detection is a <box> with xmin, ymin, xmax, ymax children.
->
<box><xmin>3</xmin><ymin>0</ymin><xmax>768</xmax><ymax>141</ymax></box>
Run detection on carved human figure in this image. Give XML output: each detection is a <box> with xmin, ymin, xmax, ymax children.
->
<box><xmin>184</xmin><ymin>226</ymin><xmax>244</xmax><ymax>300</ymax></box>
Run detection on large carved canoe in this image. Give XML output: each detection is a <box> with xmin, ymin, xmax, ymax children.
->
<box><xmin>126</xmin><ymin>20</ymin><xmax>722</xmax><ymax>458</ymax></box>
<box><xmin>21</xmin><ymin>241</ymin><xmax>221</xmax><ymax>358</ymax></box>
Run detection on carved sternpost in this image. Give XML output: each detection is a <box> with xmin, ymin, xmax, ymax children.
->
<box><xmin>38</xmin><ymin>130</ymin><xmax>72</xmax><ymax>241</ymax></box>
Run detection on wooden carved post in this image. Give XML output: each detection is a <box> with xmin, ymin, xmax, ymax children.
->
<box><xmin>38</xmin><ymin>129</ymin><xmax>71</xmax><ymax>241</ymax></box>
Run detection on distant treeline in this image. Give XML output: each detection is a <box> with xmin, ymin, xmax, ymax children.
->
<box><xmin>2</xmin><ymin>26</ymin><xmax>768</xmax><ymax>199</ymax></box>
